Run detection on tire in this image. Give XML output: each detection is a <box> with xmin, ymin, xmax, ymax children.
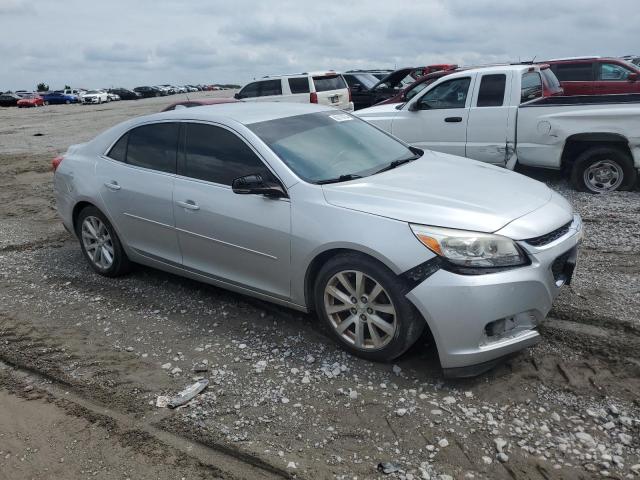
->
<box><xmin>65</xmin><ymin>99</ymin><xmax>70</xmax><ymax>104</ymax></box>
<box><xmin>76</xmin><ymin>206</ymin><xmax>131</xmax><ymax>277</ymax></box>
<box><xmin>44</xmin><ymin>101</ymin><xmax>49</xmax><ymax>106</ymax></box>
<box><xmin>314</xmin><ymin>252</ymin><xmax>425</xmax><ymax>362</ymax></box>
<box><xmin>570</xmin><ymin>146</ymin><xmax>637</xmax><ymax>193</ymax></box>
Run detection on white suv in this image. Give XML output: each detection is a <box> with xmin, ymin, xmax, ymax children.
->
<box><xmin>235</xmin><ymin>72</ymin><xmax>354</xmax><ymax>111</ymax></box>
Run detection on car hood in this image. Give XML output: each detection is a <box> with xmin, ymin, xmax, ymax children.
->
<box><xmin>355</xmin><ymin>103</ymin><xmax>404</xmax><ymax>118</ymax></box>
<box><xmin>372</xmin><ymin>67</ymin><xmax>414</xmax><ymax>90</ymax></box>
<box><xmin>321</xmin><ymin>151</ymin><xmax>555</xmax><ymax>233</ymax></box>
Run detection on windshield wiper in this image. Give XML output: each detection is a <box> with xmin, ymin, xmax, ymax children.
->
<box><xmin>374</xmin><ymin>155</ymin><xmax>419</xmax><ymax>175</ymax></box>
<box><xmin>315</xmin><ymin>174</ymin><xmax>363</xmax><ymax>185</ymax></box>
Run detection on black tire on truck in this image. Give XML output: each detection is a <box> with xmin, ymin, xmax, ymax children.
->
<box><xmin>570</xmin><ymin>146</ymin><xmax>637</xmax><ymax>193</ymax></box>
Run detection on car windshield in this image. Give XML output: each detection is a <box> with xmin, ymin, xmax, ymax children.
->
<box><xmin>86</xmin><ymin>90</ymin><xmax>100</xmax><ymax>94</ymax></box>
<box><xmin>248</xmin><ymin>111</ymin><xmax>417</xmax><ymax>184</ymax></box>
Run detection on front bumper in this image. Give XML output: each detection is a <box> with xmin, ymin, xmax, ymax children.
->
<box><xmin>406</xmin><ymin>214</ymin><xmax>583</xmax><ymax>372</ymax></box>
<box><xmin>82</xmin><ymin>97</ymin><xmax>101</xmax><ymax>104</ymax></box>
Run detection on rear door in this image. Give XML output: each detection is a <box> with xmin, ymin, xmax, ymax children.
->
<box><xmin>394</xmin><ymin>75</ymin><xmax>474</xmax><ymax>156</ymax></box>
<box><xmin>173</xmin><ymin>122</ymin><xmax>291</xmax><ymax>298</ymax></box>
<box><xmin>96</xmin><ymin>122</ymin><xmax>181</xmax><ymax>264</ymax></box>
<box><xmin>466</xmin><ymin>72</ymin><xmax>515</xmax><ymax>164</ymax></box>
<box><xmin>312</xmin><ymin>74</ymin><xmax>351</xmax><ymax>109</ymax></box>
<box><xmin>596</xmin><ymin>61</ymin><xmax>640</xmax><ymax>94</ymax></box>
<box><xmin>551</xmin><ymin>62</ymin><xmax>595</xmax><ymax>95</ymax></box>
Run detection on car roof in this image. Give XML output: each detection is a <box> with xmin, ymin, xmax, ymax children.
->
<box><xmin>454</xmin><ymin>64</ymin><xmax>538</xmax><ymax>75</ymax></box>
<box><xmin>150</xmin><ymin>101</ymin><xmax>336</xmax><ymax>125</ymax></box>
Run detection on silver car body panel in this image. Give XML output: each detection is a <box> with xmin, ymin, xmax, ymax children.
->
<box><xmin>54</xmin><ymin>102</ymin><xmax>581</xmax><ymax>370</ymax></box>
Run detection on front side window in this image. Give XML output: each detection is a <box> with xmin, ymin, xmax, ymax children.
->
<box><xmin>553</xmin><ymin>63</ymin><xmax>593</xmax><ymax>81</ymax></box>
<box><xmin>238</xmin><ymin>82</ymin><xmax>259</xmax><ymax>99</ymax></box>
<box><xmin>288</xmin><ymin>77</ymin><xmax>310</xmax><ymax>94</ymax></box>
<box><xmin>312</xmin><ymin>75</ymin><xmax>347</xmax><ymax>92</ymax></box>
<box><xmin>521</xmin><ymin>72</ymin><xmax>543</xmax><ymax>103</ymax></box>
<box><xmin>477</xmin><ymin>74</ymin><xmax>506</xmax><ymax>107</ymax></box>
<box><xmin>182</xmin><ymin>123</ymin><xmax>273</xmax><ymax>185</ymax></box>
<box><xmin>599</xmin><ymin>63</ymin><xmax>632</xmax><ymax>81</ymax></box>
<box><xmin>418</xmin><ymin>77</ymin><xmax>471</xmax><ymax>109</ymax></box>
<box><xmin>125</xmin><ymin>123</ymin><xmax>179</xmax><ymax>173</ymax></box>
<box><xmin>405</xmin><ymin>81</ymin><xmax>429</xmax><ymax>101</ymax></box>
<box><xmin>258</xmin><ymin>80</ymin><xmax>282</xmax><ymax>97</ymax></box>
<box><xmin>248</xmin><ymin>111</ymin><xmax>416</xmax><ymax>184</ymax></box>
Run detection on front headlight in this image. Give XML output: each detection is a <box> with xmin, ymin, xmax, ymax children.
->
<box><xmin>410</xmin><ymin>224</ymin><xmax>528</xmax><ymax>269</ymax></box>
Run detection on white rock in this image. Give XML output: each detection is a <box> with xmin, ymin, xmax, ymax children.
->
<box><xmin>238</xmin><ymin>343</ymin><xmax>247</xmax><ymax>349</ymax></box>
<box><xmin>171</xmin><ymin>367</ymin><xmax>182</xmax><ymax>374</ymax></box>
<box><xmin>161</xmin><ymin>363</ymin><xmax>172</xmax><ymax>370</ymax></box>
<box><xmin>619</xmin><ymin>416</ymin><xmax>633</xmax><ymax>427</ymax></box>
<box><xmin>305</xmin><ymin>355</ymin><xmax>315</xmax><ymax>364</ymax></box>
<box><xmin>442</xmin><ymin>396</ymin><xmax>456</xmax><ymax>405</ymax></box>
<box><xmin>286</xmin><ymin>461</ymin><xmax>297</xmax><ymax>469</ymax></box>
<box><xmin>482</xmin><ymin>456</ymin><xmax>492</xmax><ymax>465</ymax></box>
<box><xmin>438</xmin><ymin>438</ymin><xmax>449</xmax><ymax>448</ymax></box>
<box><xmin>396</xmin><ymin>408</ymin><xmax>408</xmax><ymax>417</ymax></box>
<box><xmin>281</xmin><ymin>397</ymin><xmax>290</xmax><ymax>404</ymax></box>
<box><xmin>431</xmin><ymin>409</ymin><xmax>443</xmax><ymax>416</ymax></box>
<box><xmin>392</xmin><ymin>364</ymin><xmax>402</xmax><ymax>375</ymax></box>
<box><xmin>348</xmin><ymin>389</ymin><xmax>358</xmax><ymax>400</ymax></box>
<box><xmin>609</xmin><ymin>405</ymin><xmax>620</xmax><ymax>415</ymax></box>
<box><xmin>551</xmin><ymin>412</ymin><xmax>561</xmax><ymax>422</ymax></box>
<box><xmin>301</xmin><ymin>376</ymin><xmax>310</xmax><ymax>384</ymax></box>
<box><xmin>576</xmin><ymin>432</ymin><xmax>596</xmax><ymax>448</ymax></box>
<box><xmin>497</xmin><ymin>453</ymin><xmax>509</xmax><ymax>463</ymax></box>
<box><xmin>619</xmin><ymin>433</ymin><xmax>632</xmax><ymax>446</ymax></box>
<box><xmin>494</xmin><ymin>438</ymin><xmax>507</xmax><ymax>453</ymax></box>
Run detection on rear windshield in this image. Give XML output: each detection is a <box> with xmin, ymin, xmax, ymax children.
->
<box><xmin>312</xmin><ymin>75</ymin><xmax>347</xmax><ymax>92</ymax></box>
<box><xmin>248</xmin><ymin>111</ymin><xmax>414</xmax><ymax>184</ymax></box>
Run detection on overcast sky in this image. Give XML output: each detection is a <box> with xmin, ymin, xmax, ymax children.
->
<box><xmin>1</xmin><ymin>0</ymin><xmax>637</xmax><ymax>90</ymax></box>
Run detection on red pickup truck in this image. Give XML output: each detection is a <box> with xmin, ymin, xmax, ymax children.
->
<box><xmin>545</xmin><ymin>57</ymin><xmax>640</xmax><ymax>95</ymax></box>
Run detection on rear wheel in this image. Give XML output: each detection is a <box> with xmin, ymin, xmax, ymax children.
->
<box><xmin>65</xmin><ymin>99</ymin><xmax>70</xmax><ymax>104</ymax></box>
<box><xmin>76</xmin><ymin>206</ymin><xmax>130</xmax><ymax>277</ymax></box>
<box><xmin>570</xmin><ymin>146</ymin><xmax>637</xmax><ymax>193</ymax></box>
<box><xmin>314</xmin><ymin>253</ymin><xmax>425</xmax><ymax>362</ymax></box>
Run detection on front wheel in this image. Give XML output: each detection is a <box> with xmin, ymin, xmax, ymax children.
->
<box><xmin>570</xmin><ymin>147</ymin><xmax>637</xmax><ymax>193</ymax></box>
<box><xmin>314</xmin><ymin>253</ymin><xmax>425</xmax><ymax>362</ymax></box>
<box><xmin>76</xmin><ymin>206</ymin><xmax>131</xmax><ymax>277</ymax></box>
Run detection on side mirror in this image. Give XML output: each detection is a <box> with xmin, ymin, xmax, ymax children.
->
<box><xmin>407</xmin><ymin>101</ymin><xmax>420</xmax><ymax>112</ymax></box>
<box><xmin>628</xmin><ymin>72</ymin><xmax>638</xmax><ymax>82</ymax></box>
<box><xmin>232</xmin><ymin>174</ymin><xmax>287</xmax><ymax>198</ymax></box>
<box><xmin>234</xmin><ymin>92</ymin><xmax>240</xmax><ymax>99</ymax></box>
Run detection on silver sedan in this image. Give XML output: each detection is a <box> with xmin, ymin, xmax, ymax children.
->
<box><xmin>53</xmin><ymin>103</ymin><xmax>582</xmax><ymax>377</ymax></box>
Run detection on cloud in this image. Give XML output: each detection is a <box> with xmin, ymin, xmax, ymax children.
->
<box><xmin>0</xmin><ymin>0</ymin><xmax>638</xmax><ymax>90</ymax></box>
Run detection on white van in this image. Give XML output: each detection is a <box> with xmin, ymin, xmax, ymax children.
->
<box><xmin>235</xmin><ymin>72</ymin><xmax>354</xmax><ymax>111</ymax></box>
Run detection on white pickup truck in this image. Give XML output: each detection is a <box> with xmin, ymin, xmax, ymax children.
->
<box><xmin>356</xmin><ymin>65</ymin><xmax>640</xmax><ymax>193</ymax></box>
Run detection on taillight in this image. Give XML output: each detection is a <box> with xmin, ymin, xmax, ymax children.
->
<box><xmin>348</xmin><ymin>87</ymin><xmax>352</xmax><ymax>103</ymax></box>
<box><xmin>310</xmin><ymin>92</ymin><xmax>318</xmax><ymax>104</ymax></box>
<box><xmin>52</xmin><ymin>155</ymin><xmax>64</xmax><ymax>172</ymax></box>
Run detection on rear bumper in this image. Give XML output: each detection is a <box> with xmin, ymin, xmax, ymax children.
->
<box><xmin>406</xmin><ymin>214</ymin><xmax>583</xmax><ymax>371</ymax></box>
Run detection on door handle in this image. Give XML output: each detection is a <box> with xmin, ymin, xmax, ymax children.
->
<box><xmin>176</xmin><ymin>200</ymin><xmax>200</xmax><ymax>211</ymax></box>
<box><xmin>104</xmin><ymin>181</ymin><xmax>121</xmax><ymax>191</ymax></box>
<box><xmin>444</xmin><ymin>117</ymin><xmax>463</xmax><ymax>123</ymax></box>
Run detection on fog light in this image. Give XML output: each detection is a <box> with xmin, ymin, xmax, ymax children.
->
<box><xmin>485</xmin><ymin>316</ymin><xmax>516</xmax><ymax>337</ymax></box>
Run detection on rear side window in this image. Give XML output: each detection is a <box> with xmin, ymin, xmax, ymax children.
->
<box><xmin>107</xmin><ymin>133</ymin><xmax>128</xmax><ymax>161</ymax></box>
<box><xmin>477</xmin><ymin>74</ymin><xmax>506</xmax><ymax>107</ymax></box>
<box><xmin>521</xmin><ymin>72</ymin><xmax>543</xmax><ymax>103</ymax></box>
<box><xmin>599</xmin><ymin>63</ymin><xmax>632</xmax><ymax>81</ymax></box>
<box><xmin>182</xmin><ymin>123</ymin><xmax>273</xmax><ymax>185</ymax></box>
<box><xmin>313</xmin><ymin>75</ymin><xmax>347</xmax><ymax>92</ymax></box>
<box><xmin>238</xmin><ymin>82</ymin><xmax>259</xmax><ymax>99</ymax></box>
<box><xmin>418</xmin><ymin>77</ymin><xmax>471</xmax><ymax>109</ymax></box>
<box><xmin>126</xmin><ymin>123</ymin><xmax>179</xmax><ymax>173</ymax></box>
<box><xmin>288</xmin><ymin>77</ymin><xmax>310</xmax><ymax>94</ymax></box>
<box><xmin>258</xmin><ymin>80</ymin><xmax>282</xmax><ymax>97</ymax></box>
<box><xmin>552</xmin><ymin>63</ymin><xmax>593</xmax><ymax>81</ymax></box>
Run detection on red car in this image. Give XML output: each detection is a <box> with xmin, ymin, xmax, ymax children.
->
<box><xmin>545</xmin><ymin>57</ymin><xmax>640</xmax><ymax>95</ymax></box>
<box><xmin>378</xmin><ymin>64</ymin><xmax>563</xmax><ymax>106</ymax></box>
<box><xmin>161</xmin><ymin>97</ymin><xmax>238</xmax><ymax>112</ymax></box>
<box><xmin>17</xmin><ymin>94</ymin><xmax>45</xmax><ymax>108</ymax></box>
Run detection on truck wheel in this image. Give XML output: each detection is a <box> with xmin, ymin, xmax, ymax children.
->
<box><xmin>314</xmin><ymin>252</ymin><xmax>425</xmax><ymax>362</ymax></box>
<box><xmin>570</xmin><ymin>146</ymin><xmax>637</xmax><ymax>193</ymax></box>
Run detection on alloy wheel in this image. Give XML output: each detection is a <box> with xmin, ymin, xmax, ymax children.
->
<box><xmin>324</xmin><ymin>270</ymin><xmax>397</xmax><ymax>350</ymax></box>
<box><xmin>583</xmin><ymin>159</ymin><xmax>624</xmax><ymax>193</ymax></box>
<box><xmin>81</xmin><ymin>216</ymin><xmax>115</xmax><ymax>269</ymax></box>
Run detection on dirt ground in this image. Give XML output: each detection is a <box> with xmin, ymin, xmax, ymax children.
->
<box><xmin>0</xmin><ymin>94</ymin><xmax>638</xmax><ymax>480</ymax></box>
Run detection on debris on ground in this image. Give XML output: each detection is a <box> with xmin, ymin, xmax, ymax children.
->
<box><xmin>377</xmin><ymin>462</ymin><xmax>401</xmax><ymax>474</ymax></box>
<box><xmin>166</xmin><ymin>379</ymin><xmax>209</xmax><ymax>409</ymax></box>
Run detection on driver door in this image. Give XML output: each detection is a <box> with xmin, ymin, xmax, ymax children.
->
<box><xmin>394</xmin><ymin>76</ymin><xmax>474</xmax><ymax>156</ymax></box>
